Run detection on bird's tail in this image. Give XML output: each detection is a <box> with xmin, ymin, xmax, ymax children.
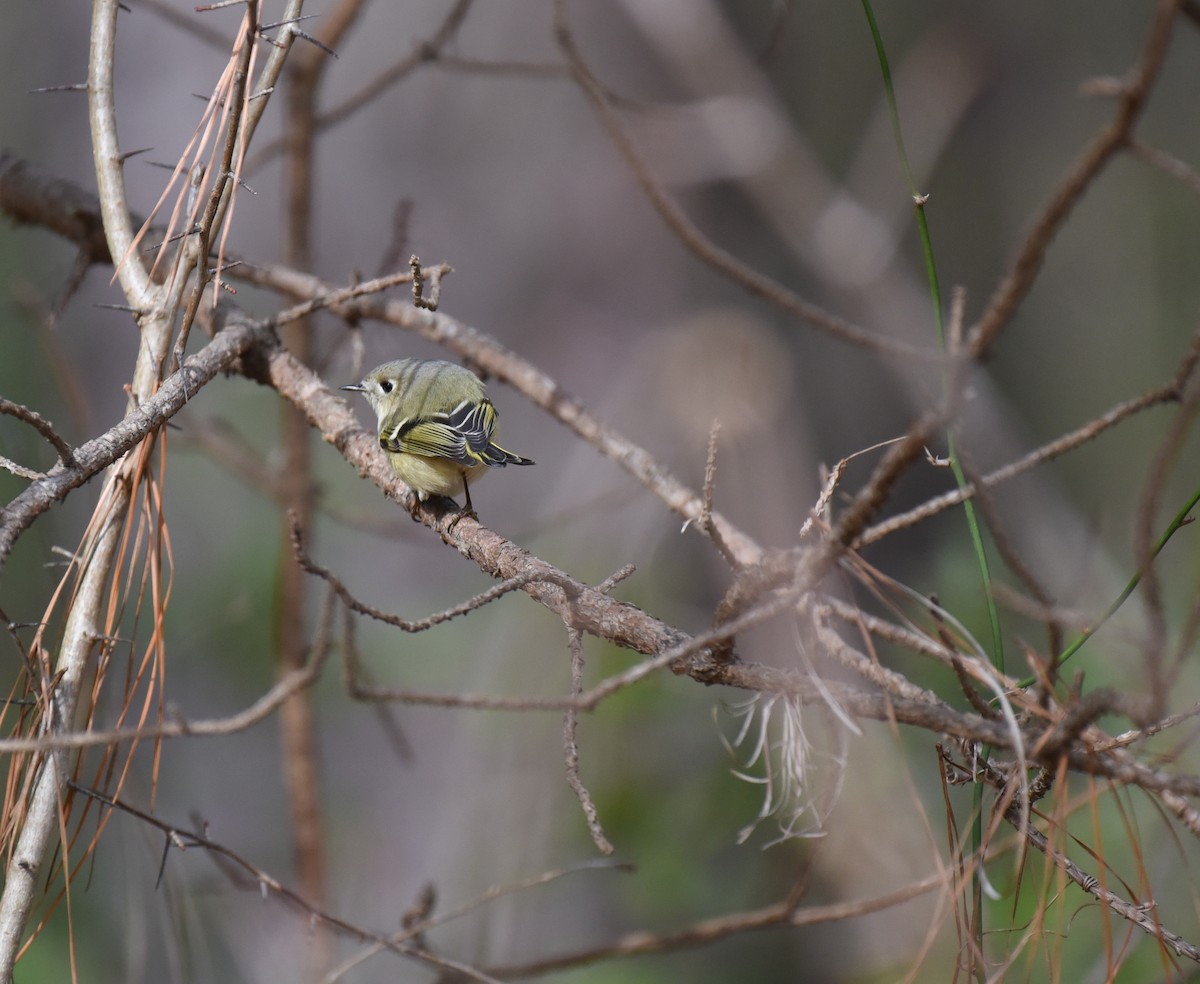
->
<box><xmin>482</xmin><ymin>442</ymin><xmax>535</xmax><ymax>468</ymax></box>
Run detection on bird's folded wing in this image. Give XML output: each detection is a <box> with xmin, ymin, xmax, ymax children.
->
<box><xmin>380</xmin><ymin>399</ymin><xmax>498</xmax><ymax>466</ymax></box>
<box><xmin>443</xmin><ymin>399</ymin><xmax>498</xmax><ymax>455</ymax></box>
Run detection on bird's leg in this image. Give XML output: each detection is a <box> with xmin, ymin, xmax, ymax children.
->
<box><xmin>447</xmin><ymin>476</ymin><xmax>478</xmax><ymax>530</ymax></box>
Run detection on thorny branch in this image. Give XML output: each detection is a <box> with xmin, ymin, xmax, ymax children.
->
<box><xmin>0</xmin><ymin>316</ymin><xmax>270</xmax><ymax>572</ymax></box>
<box><xmin>4</xmin><ymin>163</ymin><xmax>1200</xmax><ymax>790</ymax></box>
<box><xmin>65</xmin><ymin>783</ymin><xmax>505</xmax><ymax>984</ymax></box>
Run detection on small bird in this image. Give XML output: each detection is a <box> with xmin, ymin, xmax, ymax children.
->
<box><xmin>341</xmin><ymin>358</ymin><xmax>534</xmax><ymax>514</ymax></box>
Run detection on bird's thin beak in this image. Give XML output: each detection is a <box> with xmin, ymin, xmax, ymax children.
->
<box><xmin>340</xmin><ymin>382</ymin><xmax>366</xmax><ymax>392</ymax></box>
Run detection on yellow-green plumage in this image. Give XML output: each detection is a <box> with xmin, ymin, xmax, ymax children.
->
<box><xmin>341</xmin><ymin>359</ymin><xmax>534</xmax><ymax>508</ymax></box>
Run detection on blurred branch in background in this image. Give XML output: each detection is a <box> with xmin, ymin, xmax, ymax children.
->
<box><xmin>1</xmin><ymin>0</ymin><xmax>1200</xmax><ymax>981</ymax></box>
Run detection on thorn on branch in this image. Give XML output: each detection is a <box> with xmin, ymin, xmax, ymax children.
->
<box><xmin>263</xmin><ymin>21</ymin><xmax>339</xmax><ymax>58</ymax></box>
<box><xmin>259</xmin><ymin>12</ymin><xmax>323</xmax><ymax>33</ymax></box>
<box><xmin>93</xmin><ymin>303</ymin><xmax>142</xmax><ymax>314</ymax></box>
<box><xmin>144</xmin><ymin>225</ymin><xmax>201</xmax><ymax>254</ymax></box>
<box><xmin>207</xmin><ymin>259</ymin><xmax>246</xmax><ymax>280</ymax></box>
<box><xmin>225</xmin><ymin>169</ymin><xmax>256</xmax><ymax>195</ymax></box>
<box><xmin>28</xmin><ymin>84</ymin><xmax>89</xmax><ymax>94</ymax></box>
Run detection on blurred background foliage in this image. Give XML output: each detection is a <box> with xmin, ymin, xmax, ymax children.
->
<box><xmin>2</xmin><ymin>1</ymin><xmax>1200</xmax><ymax>981</ymax></box>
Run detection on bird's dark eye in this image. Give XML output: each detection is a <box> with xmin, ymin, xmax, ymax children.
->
<box><xmin>379</xmin><ymin>380</ymin><xmax>394</xmax><ymax>394</ymax></box>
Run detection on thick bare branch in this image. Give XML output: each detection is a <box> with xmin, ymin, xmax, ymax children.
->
<box><xmin>231</xmin><ymin>261</ymin><xmax>768</xmax><ymax>566</ymax></box>
<box><xmin>89</xmin><ymin>0</ymin><xmax>157</xmax><ymax>308</ymax></box>
<box><xmin>0</xmin><ymin>150</ymin><xmax>113</xmax><ymax>265</ymax></box>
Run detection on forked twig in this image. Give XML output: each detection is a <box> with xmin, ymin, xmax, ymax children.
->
<box><xmin>289</xmin><ymin>511</ymin><xmax>546</xmax><ymax>633</ymax></box>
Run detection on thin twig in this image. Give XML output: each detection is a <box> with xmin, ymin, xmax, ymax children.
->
<box><xmin>0</xmin><ymin>458</ymin><xmax>42</xmax><ymax>481</ymax></box>
<box><xmin>1094</xmin><ymin>702</ymin><xmax>1200</xmax><ymax>752</ymax></box>
<box><xmin>408</xmin><ymin>253</ymin><xmax>450</xmax><ymax>310</ymax></box>
<box><xmin>243</xmin><ymin>0</ymin><xmax>477</xmax><ymax>174</ymax></box>
<box><xmin>488</xmin><ymin>874</ymin><xmax>946</xmax><ymax>977</ymax></box>
<box><xmin>966</xmin><ymin>0</ymin><xmax>1180</xmax><ymax>360</ymax></box>
<box><xmin>227</xmin><ymin>261</ymin><xmax>766</xmax><ymax>565</ymax></box>
<box><xmin>64</xmin><ymin>783</ymin><xmax>503</xmax><ymax>983</ymax></box>
<box><xmin>563</xmin><ymin>629</ymin><xmax>614</xmax><ymax>854</ymax></box>
<box><xmin>1131</xmin><ymin>354</ymin><xmax>1200</xmax><ymax>715</ymax></box>
<box><xmin>1129</xmin><ymin>137</ymin><xmax>1200</xmax><ymax>197</ymax></box>
<box><xmin>858</xmin><ymin>323</ymin><xmax>1200</xmax><ymax>546</ymax></box>
<box><xmin>944</xmin><ymin>748</ymin><xmax>1200</xmax><ymax>963</ymax></box>
<box><xmin>324</xmin><ymin>858</ymin><xmax>630</xmax><ymax>984</ymax></box>
<box><xmin>953</xmin><ymin>439</ymin><xmax>1064</xmax><ymax>659</ymax></box>
<box><xmin>290</xmin><ymin>511</ymin><xmax>549</xmax><ymax>633</ymax></box>
<box><xmin>695</xmin><ymin>420</ymin><xmax>737</xmax><ymax>568</ymax></box>
<box><xmin>550</xmin><ymin>0</ymin><xmax>934</xmax><ymax>363</ymax></box>
<box><xmin>0</xmin><ymin>594</ymin><xmax>333</xmax><ymax>755</ymax></box>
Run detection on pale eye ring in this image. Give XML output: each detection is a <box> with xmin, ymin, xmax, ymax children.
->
<box><xmin>379</xmin><ymin>380</ymin><xmax>394</xmax><ymax>394</ymax></box>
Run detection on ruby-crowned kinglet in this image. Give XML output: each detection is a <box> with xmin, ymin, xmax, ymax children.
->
<box><xmin>341</xmin><ymin>359</ymin><xmax>534</xmax><ymax>512</ymax></box>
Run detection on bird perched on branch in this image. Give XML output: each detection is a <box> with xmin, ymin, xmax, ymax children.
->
<box><xmin>341</xmin><ymin>358</ymin><xmax>534</xmax><ymax>514</ymax></box>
